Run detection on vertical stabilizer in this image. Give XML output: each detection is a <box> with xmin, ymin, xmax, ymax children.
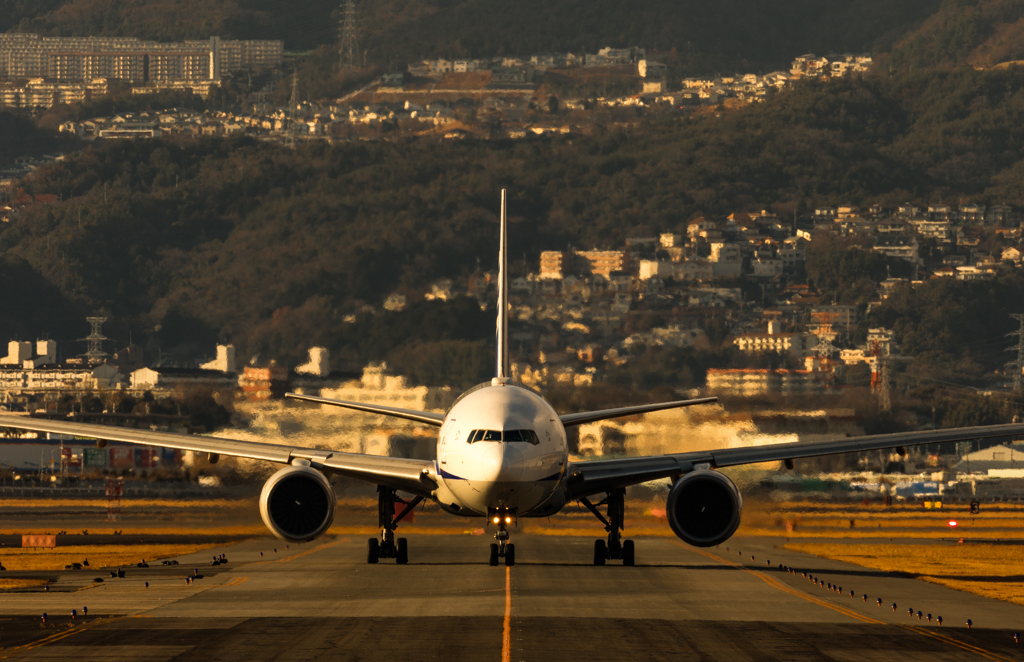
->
<box><xmin>496</xmin><ymin>189</ymin><xmax>510</xmax><ymax>379</ymax></box>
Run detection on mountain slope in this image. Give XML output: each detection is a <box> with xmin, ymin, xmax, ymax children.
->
<box><xmin>3</xmin><ymin>66</ymin><xmax>1024</xmax><ymax>364</ymax></box>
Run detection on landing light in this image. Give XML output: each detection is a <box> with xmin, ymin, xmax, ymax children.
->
<box><xmin>493</xmin><ymin>517</ymin><xmax>500</xmax><ymax>524</ymax></box>
<box><xmin>948</xmin><ymin>521</ymin><xmax>958</xmax><ymax>527</ymax></box>
<box><xmin>505</xmin><ymin>516</ymin><xmax>511</xmax><ymax>524</ymax></box>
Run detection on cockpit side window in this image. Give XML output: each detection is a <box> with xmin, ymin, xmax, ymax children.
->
<box><xmin>468</xmin><ymin>429</ymin><xmax>502</xmax><ymax>443</ymax></box>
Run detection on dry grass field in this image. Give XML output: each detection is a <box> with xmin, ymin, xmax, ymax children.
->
<box><xmin>785</xmin><ymin>542</ymin><xmax>1024</xmax><ymax>606</ymax></box>
<box><xmin>0</xmin><ymin>544</ymin><xmax>220</xmax><ymax>572</ymax></box>
<box><xmin>736</xmin><ymin>499</ymin><xmax>1024</xmax><ymax>539</ymax></box>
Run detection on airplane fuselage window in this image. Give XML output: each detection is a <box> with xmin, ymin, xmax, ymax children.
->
<box><xmin>467</xmin><ymin>429</ymin><xmax>540</xmax><ymax>444</ymax></box>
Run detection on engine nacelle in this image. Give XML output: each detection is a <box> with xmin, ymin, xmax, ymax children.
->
<box><xmin>667</xmin><ymin>470</ymin><xmax>742</xmax><ymax>547</ymax></box>
<box><xmin>259</xmin><ymin>465</ymin><xmax>336</xmax><ymax>542</ymax></box>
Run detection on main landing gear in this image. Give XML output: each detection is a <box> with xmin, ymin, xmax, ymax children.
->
<box><xmin>580</xmin><ymin>487</ymin><xmax>635</xmax><ymax>566</ymax></box>
<box><xmin>367</xmin><ymin>486</ymin><xmax>422</xmax><ymax>565</ymax></box>
<box><xmin>488</xmin><ymin>508</ymin><xmax>516</xmax><ymax>567</ymax></box>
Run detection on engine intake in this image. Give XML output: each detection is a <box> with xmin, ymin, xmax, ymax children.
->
<box><xmin>667</xmin><ymin>470</ymin><xmax>742</xmax><ymax>547</ymax></box>
<box><xmin>260</xmin><ymin>465</ymin><xmax>336</xmax><ymax>542</ymax></box>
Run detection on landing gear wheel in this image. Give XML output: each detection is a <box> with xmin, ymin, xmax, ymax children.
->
<box><xmin>367</xmin><ymin>538</ymin><xmax>380</xmax><ymax>564</ymax></box>
<box><xmin>396</xmin><ymin>538</ymin><xmax>408</xmax><ymax>565</ymax></box>
<box><xmin>594</xmin><ymin>539</ymin><xmax>606</xmax><ymax>566</ymax></box>
<box><xmin>505</xmin><ymin>543</ymin><xmax>516</xmax><ymax>567</ymax></box>
<box><xmin>489</xmin><ymin>543</ymin><xmax>499</xmax><ymax>566</ymax></box>
<box><xmin>622</xmin><ymin>539</ymin><xmax>635</xmax><ymax>566</ymax></box>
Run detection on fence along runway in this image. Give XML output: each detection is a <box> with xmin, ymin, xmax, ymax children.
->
<box><xmin>1</xmin><ymin>533</ymin><xmax>1023</xmax><ymax>661</ymax></box>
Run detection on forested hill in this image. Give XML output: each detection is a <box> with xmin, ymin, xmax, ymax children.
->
<box><xmin>1</xmin><ymin>0</ymin><xmax>941</xmax><ymax>72</ymax></box>
<box><xmin>2</xmin><ymin>64</ymin><xmax>1024</xmax><ymax>368</ymax></box>
<box><xmin>885</xmin><ymin>0</ymin><xmax>1024</xmax><ymax>70</ymax></box>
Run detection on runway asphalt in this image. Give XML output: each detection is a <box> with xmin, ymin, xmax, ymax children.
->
<box><xmin>2</xmin><ymin>533</ymin><xmax>1023</xmax><ymax>661</ymax></box>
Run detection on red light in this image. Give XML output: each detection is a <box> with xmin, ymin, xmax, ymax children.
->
<box><xmin>948</xmin><ymin>521</ymin><xmax>958</xmax><ymax>527</ymax></box>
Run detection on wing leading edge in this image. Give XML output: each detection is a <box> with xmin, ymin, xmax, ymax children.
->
<box><xmin>565</xmin><ymin>422</ymin><xmax>1024</xmax><ymax>499</ymax></box>
<box><xmin>0</xmin><ymin>414</ymin><xmax>437</xmax><ymax>496</ymax></box>
<box><xmin>559</xmin><ymin>397</ymin><xmax>718</xmax><ymax>427</ymax></box>
<box><xmin>284</xmin><ymin>393</ymin><xmax>445</xmax><ymax>426</ymax></box>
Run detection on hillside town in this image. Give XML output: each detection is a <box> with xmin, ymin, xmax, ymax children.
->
<box><xmin>0</xmin><ymin>43</ymin><xmax>873</xmax><ymax>145</ymax></box>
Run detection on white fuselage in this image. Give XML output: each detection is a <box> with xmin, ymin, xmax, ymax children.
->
<box><xmin>432</xmin><ymin>381</ymin><xmax>568</xmax><ymax>517</ymax></box>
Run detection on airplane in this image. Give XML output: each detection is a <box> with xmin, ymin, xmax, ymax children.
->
<box><xmin>2</xmin><ymin>189</ymin><xmax>1024</xmax><ymax>568</ymax></box>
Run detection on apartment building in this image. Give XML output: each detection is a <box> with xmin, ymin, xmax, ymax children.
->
<box><xmin>0</xmin><ymin>35</ymin><xmax>282</xmax><ymax>83</ymax></box>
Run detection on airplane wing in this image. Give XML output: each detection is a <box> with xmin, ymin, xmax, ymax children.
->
<box><xmin>559</xmin><ymin>397</ymin><xmax>718</xmax><ymax>427</ymax></box>
<box><xmin>284</xmin><ymin>393</ymin><xmax>445</xmax><ymax>426</ymax></box>
<box><xmin>0</xmin><ymin>414</ymin><xmax>437</xmax><ymax>497</ymax></box>
<box><xmin>564</xmin><ymin>422</ymin><xmax>1024</xmax><ymax>499</ymax></box>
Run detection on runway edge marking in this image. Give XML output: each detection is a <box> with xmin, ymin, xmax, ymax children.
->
<box><xmin>0</xmin><ymin>616</ymin><xmax>125</xmax><ymax>659</ymax></box>
<box><xmin>687</xmin><ymin>544</ymin><xmax>1013</xmax><ymax>662</ymax></box>
<box><xmin>502</xmin><ymin>566</ymin><xmax>511</xmax><ymax>662</ymax></box>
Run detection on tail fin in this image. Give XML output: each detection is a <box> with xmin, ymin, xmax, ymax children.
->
<box><xmin>496</xmin><ymin>189</ymin><xmax>509</xmax><ymax>379</ymax></box>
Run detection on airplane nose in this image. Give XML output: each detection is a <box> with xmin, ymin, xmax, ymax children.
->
<box><xmin>479</xmin><ymin>444</ymin><xmax>523</xmax><ymax>482</ymax></box>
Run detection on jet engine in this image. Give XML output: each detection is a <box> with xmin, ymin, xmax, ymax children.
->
<box><xmin>666</xmin><ymin>470</ymin><xmax>742</xmax><ymax>547</ymax></box>
<box><xmin>259</xmin><ymin>465</ymin><xmax>336</xmax><ymax>542</ymax></box>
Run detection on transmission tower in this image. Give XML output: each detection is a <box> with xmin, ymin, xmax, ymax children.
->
<box><xmin>82</xmin><ymin>317</ymin><xmax>110</xmax><ymax>362</ymax></box>
<box><xmin>1006</xmin><ymin>313</ymin><xmax>1024</xmax><ymax>390</ymax></box>
<box><xmin>811</xmin><ymin>311</ymin><xmax>839</xmax><ymax>359</ymax></box>
<box><xmin>338</xmin><ymin>0</ymin><xmax>360</xmax><ymax>69</ymax></box>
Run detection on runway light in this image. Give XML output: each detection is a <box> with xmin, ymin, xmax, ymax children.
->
<box><xmin>937</xmin><ymin>616</ymin><xmax>942</xmax><ymax>625</ymax></box>
<box><xmin>41</xmin><ymin>613</ymin><xmax>46</xmax><ymax>623</ymax></box>
<box><xmin>1014</xmin><ymin>632</ymin><xmax>1019</xmax><ymax>643</ymax></box>
<box><xmin>892</xmin><ymin>603</ymin><xmax>897</xmax><ymax>611</ymax></box>
<box><xmin>967</xmin><ymin>619</ymin><xmax>973</xmax><ymax>629</ymax></box>
<box><xmin>83</xmin><ymin>607</ymin><xmax>87</xmax><ymax>615</ymax></box>
<box><xmin>917</xmin><ymin>611</ymin><xmax>923</xmax><ymax>620</ymax></box>
<box><xmin>908</xmin><ymin>607</ymin><xmax>913</xmax><ymax>615</ymax></box>
<box><xmin>948</xmin><ymin>521</ymin><xmax>958</xmax><ymax>527</ymax></box>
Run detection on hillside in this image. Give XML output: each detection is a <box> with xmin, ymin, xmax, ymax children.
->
<box><xmin>2</xmin><ymin>66</ymin><xmax>1024</xmax><ymax>369</ymax></box>
<box><xmin>1</xmin><ymin>0</ymin><xmax>942</xmax><ymax>72</ymax></box>
<box><xmin>886</xmin><ymin>0</ymin><xmax>1024</xmax><ymax>69</ymax></box>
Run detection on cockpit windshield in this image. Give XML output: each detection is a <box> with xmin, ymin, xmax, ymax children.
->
<box><xmin>467</xmin><ymin>429</ymin><xmax>540</xmax><ymax>445</ymax></box>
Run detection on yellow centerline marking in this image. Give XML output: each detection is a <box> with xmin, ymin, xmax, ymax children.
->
<box><xmin>688</xmin><ymin>545</ymin><xmax>1012</xmax><ymax>661</ymax></box>
<box><xmin>502</xmin><ymin>566</ymin><xmax>511</xmax><ymax>662</ymax></box>
<box><xmin>222</xmin><ymin>577</ymin><xmax>249</xmax><ymax>588</ymax></box>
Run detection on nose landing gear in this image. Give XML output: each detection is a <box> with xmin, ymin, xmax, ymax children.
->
<box><xmin>367</xmin><ymin>486</ymin><xmax>422</xmax><ymax>564</ymax></box>
<box><xmin>580</xmin><ymin>488</ymin><xmax>635</xmax><ymax>566</ymax></box>
<box><xmin>488</xmin><ymin>508</ymin><xmax>516</xmax><ymax>567</ymax></box>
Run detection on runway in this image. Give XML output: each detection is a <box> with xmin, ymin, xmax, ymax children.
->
<box><xmin>2</xmin><ymin>533</ymin><xmax>1023</xmax><ymax>660</ymax></box>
